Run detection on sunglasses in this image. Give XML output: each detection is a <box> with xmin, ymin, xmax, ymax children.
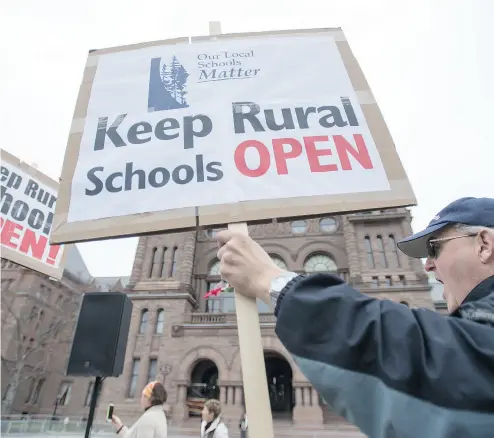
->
<box><xmin>426</xmin><ymin>234</ymin><xmax>477</xmax><ymax>259</ymax></box>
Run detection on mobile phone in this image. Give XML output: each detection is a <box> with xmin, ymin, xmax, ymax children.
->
<box><xmin>107</xmin><ymin>404</ymin><xmax>114</xmax><ymax>421</ymax></box>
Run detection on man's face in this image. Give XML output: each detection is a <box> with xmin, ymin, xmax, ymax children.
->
<box><xmin>424</xmin><ymin>227</ymin><xmax>481</xmax><ymax>312</ymax></box>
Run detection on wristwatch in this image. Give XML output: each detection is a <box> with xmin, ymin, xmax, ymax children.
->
<box><xmin>269</xmin><ymin>272</ymin><xmax>299</xmax><ymax>310</ymax></box>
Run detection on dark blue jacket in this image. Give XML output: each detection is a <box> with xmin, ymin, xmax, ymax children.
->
<box><xmin>275</xmin><ymin>275</ymin><xmax>494</xmax><ymax>438</ymax></box>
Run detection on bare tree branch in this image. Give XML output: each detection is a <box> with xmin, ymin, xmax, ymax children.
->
<box><xmin>1</xmin><ymin>289</ymin><xmax>78</xmax><ymax>414</ymax></box>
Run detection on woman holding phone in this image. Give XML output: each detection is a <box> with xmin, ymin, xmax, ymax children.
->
<box><xmin>111</xmin><ymin>381</ymin><xmax>168</xmax><ymax>438</ymax></box>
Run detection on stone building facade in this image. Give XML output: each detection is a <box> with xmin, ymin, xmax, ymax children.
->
<box><xmin>0</xmin><ymin>247</ymin><xmax>126</xmax><ymax>419</ymax></box>
<box><xmin>95</xmin><ymin>208</ymin><xmax>434</xmax><ymax>428</ymax></box>
<box><xmin>1</xmin><ymin>256</ymin><xmax>90</xmax><ymax>418</ymax></box>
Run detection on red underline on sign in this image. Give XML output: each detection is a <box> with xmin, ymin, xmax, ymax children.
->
<box><xmin>197</xmin><ymin>77</ymin><xmax>254</xmax><ymax>83</ymax></box>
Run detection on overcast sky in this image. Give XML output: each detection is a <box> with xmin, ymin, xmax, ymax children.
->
<box><xmin>2</xmin><ymin>0</ymin><xmax>492</xmax><ymax>277</ymax></box>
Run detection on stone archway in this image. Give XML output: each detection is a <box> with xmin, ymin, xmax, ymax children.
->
<box><xmin>228</xmin><ymin>336</ymin><xmax>304</xmax><ymax>381</ymax></box>
<box><xmin>189</xmin><ymin>359</ymin><xmax>220</xmax><ymax>404</ymax></box>
<box><xmin>264</xmin><ymin>351</ymin><xmax>294</xmax><ymax>418</ymax></box>
<box><xmin>177</xmin><ymin>346</ymin><xmax>229</xmax><ymax>381</ymax></box>
<box><xmin>177</xmin><ymin>347</ymin><xmax>228</xmax><ymax>419</ymax></box>
<box><xmin>186</xmin><ymin>359</ymin><xmax>221</xmax><ymax>418</ymax></box>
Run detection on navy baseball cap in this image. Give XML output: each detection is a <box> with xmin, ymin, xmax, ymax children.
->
<box><xmin>397</xmin><ymin>197</ymin><xmax>494</xmax><ymax>258</ymax></box>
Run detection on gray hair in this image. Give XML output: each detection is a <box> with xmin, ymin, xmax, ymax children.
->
<box><xmin>454</xmin><ymin>224</ymin><xmax>494</xmax><ymax>234</ymax></box>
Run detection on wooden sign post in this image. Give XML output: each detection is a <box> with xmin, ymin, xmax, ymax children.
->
<box><xmin>209</xmin><ymin>21</ymin><xmax>274</xmax><ymax>437</ymax></box>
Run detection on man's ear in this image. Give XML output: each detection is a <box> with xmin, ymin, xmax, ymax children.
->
<box><xmin>477</xmin><ymin>229</ymin><xmax>494</xmax><ymax>263</ymax></box>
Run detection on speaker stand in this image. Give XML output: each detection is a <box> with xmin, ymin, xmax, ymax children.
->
<box><xmin>85</xmin><ymin>376</ymin><xmax>103</xmax><ymax>438</ymax></box>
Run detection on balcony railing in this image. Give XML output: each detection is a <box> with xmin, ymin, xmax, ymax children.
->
<box><xmin>185</xmin><ymin>312</ymin><xmax>276</xmax><ymax>325</ymax></box>
<box><xmin>190</xmin><ymin>313</ymin><xmax>228</xmax><ymax>324</ymax></box>
<box><xmin>348</xmin><ymin>208</ymin><xmax>408</xmax><ymax>222</ymax></box>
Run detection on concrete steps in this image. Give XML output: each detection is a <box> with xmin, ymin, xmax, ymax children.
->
<box><xmin>170</xmin><ymin>419</ymin><xmax>366</xmax><ymax>437</ymax></box>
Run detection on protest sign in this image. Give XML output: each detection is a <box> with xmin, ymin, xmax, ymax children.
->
<box><xmin>1</xmin><ymin>149</ymin><xmax>67</xmax><ymax>279</ymax></box>
<box><xmin>51</xmin><ymin>27</ymin><xmax>415</xmax><ymax>244</ymax></box>
<box><xmin>52</xmin><ymin>25</ymin><xmax>417</xmax><ymax>438</ymax></box>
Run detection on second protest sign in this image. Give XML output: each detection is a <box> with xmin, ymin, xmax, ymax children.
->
<box><xmin>1</xmin><ymin>149</ymin><xmax>67</xmax><ymax>279</ymax></box>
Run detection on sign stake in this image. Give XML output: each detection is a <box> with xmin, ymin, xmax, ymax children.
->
<box><xmin>227</xmin><ymin>222</ymin><xmax>274</xmax><ymax>438</ymax></box>
<box><xmin>208</xmin><ymin>21</ymin><xmax>275</xmax><ymax>438</ymax></box>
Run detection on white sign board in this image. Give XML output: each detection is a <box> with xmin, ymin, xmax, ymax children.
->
<box><xmin>52</xmin><ymin>28</ymin><xmax>415</xmax><ymax>243</ymax></box>
<box><xmin>1</xmin><ymin>149</ymin><xmax>67</xmax><ymax>279</ymax></box>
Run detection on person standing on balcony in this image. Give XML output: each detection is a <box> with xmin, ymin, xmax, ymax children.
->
<box><xmin>216</xmin><ymin>197</ymin><xmax>494</xmax><ymax>438</ymax></box>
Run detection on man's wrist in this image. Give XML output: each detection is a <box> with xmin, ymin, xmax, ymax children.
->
<box><xmin>267</xmin><ymin>271</ymin><xmax>299</xmax><ymax>308</ymax></box>
<box><xmin>260</xmin><ymin>266</ymin><xmax>286</xmax><ymax>303</ymax></box>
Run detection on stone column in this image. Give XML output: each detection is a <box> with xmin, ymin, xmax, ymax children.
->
<box><xmin>293</xmin><ymin>385</ymin><xmax>323</xmax><ymax>427</ymax></box>
<box><xmin>296</xmin><ymin>387</ymin><xmax>303</xmax><ymax>406</ymax></box>
<box><xmin>228</xmin><ymin>384</ymin><xmax>244</xmax><ymax>421</ymax></box>
<box><xmin>342</xmin><ymin>216</ymin><xmax>362</xmax><ymax>281</ymax></box>
<box><xmin>179</xmin><ymin>232</ymin><xmax>197</xmax><ymax>287</ymax></box>
<box><xmin>128</xmin><ymin>236</ymin><xmax>148</xmax><ymax>287</ymax></box>
<box><xmin>311</xmin><ymin>388</ymin><xmax>319</xmax><ymax>407</ymax></box>
<box><xmin>304</xmin><ymin>387</ymin><xmax>312</xmax><ymax>406</ymax></box>
<box><xmin>172</xmin><ymin>382</ymin><xmax>190</xmax><ymax>422</ymax></box>
<box><xmin>227</xmin><ymin>386</ymin><xmax>235</xmax><ymax>405</ymax></box>
<box><xmin>220</xmin><ymin>386</ymin><xmax>227</xmax><ymax>404</ymax></box>
<box><xmin>292</xmin><ymin>385</ymin><xmax>304</xmax><ymax>424</ymax></box>
<box><xmin>236</xmin><ymin>386</ymin><xmax>244</xmax><ymax>406</ymax></box>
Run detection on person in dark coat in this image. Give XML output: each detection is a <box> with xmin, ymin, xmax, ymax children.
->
<box><xmin>216</xmin><ymin>197</ymin><xmax>494</xmax><ymax>438</ymax></box>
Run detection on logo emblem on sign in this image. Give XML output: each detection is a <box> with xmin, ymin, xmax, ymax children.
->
<box><xmin>148</xmin><ymin>57</ymin><xmax>190</xmax><ymax>112</ymax></box>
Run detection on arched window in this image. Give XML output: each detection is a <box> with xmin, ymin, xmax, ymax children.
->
<box><xmin>128</xmin><ymin>358</ymin><xmax>140</xmax><ymax>398</ymax></box>
<box><xmin>364</xmin><ymin>236</ymin><xmax>375</xmax><ymax>268</ymax></box>
<box><xmin>149</xmin><ymin>247</ymin><xmax>157</xmax><ymax>278</ymax></box>
<box><xmin>388</xmin><ymin>235</ymin><xmax>401</xmax><ymax>268</ymax></box>
<box><xmin>139</xmin><ymin>309</ymin><xmax>149</xmax><ymax>334</ymax></box>
<box><xmin>155</xmin><ymin>309</ymin><xmax>165</xmax><ymax>334</ymax></box>
<box><xmin>270</xmin><ymin>255</ymin><xmax>288</xmax><ymax>270</ymax></box>
<box><xmin>147</xmin><ymin>358</ymin><xmax>158</xmax><ymax>383</ymax></box>
<box><xmin>190</xmin><ymin>360</ymin><xmax>220</xmax><ymax>400</ymax></box>
<box><xmin>205</xmin><ymin>260</ymin><xmax>234</xmax><ymax>313</ymax></box>
<box><xmin>304</xmin><ymin>254</ymin><xmax>337</xmax><ymax>273</ymax></box>
<box><xmin>160</xmin><ymin>247</ymin><xmax>168</xmax><ymax>278</ymax></box>
<box><xmin>171</xmin><ymin>247</ymin><xmax>178</xmax><ymax>277</ymax></box>
<box><xmin>376</xmin><ymin>236</ymin><xmax>388</xmax><ymax>268</ymax></box>
<box><xmin>291</xmin><ymin>220</ymin><xmax>308</xmax><ymax>234</ymax></box>
<box><xmin>208</xmin><ymin>260</ymin><xmax>221</xmax><ymax>277</ymax></box>
<box><xmin>205</xmin><ymin>229</ymin><xmax>221</xmax><ymax>238</ymax></box>
<box><xmin>320</xmin><ymin>217</ymin><xmax>338</xmax><ymax>233</ymax></box>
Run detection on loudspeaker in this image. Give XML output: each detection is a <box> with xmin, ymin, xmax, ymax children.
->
<box><xmin>67</xmin><ymin>292</ymin><xmax>132</xmax><ymax>377</ymax></box>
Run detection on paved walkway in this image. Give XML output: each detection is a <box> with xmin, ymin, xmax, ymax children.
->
<box><xmin>7</xmin><ymin>435</ymin><xmax>365</xmax><ymax>438</ymax></box>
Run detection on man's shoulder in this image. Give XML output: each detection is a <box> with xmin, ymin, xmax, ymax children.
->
<box><xmin>457</xmin><ymin>294</ymin><xmax>494</xmax><ymax>327</ymax></box>
<box><xmin>455</xmin><ymin>281</ymin><xmax>494</xmax><ymax>327</ymax></box>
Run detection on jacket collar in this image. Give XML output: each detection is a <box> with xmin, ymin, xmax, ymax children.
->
<box><xmin>462</xmin><ymin>275</ymin><xmax>494</xmax><ymax>304</ymax></box>
<box><xmin>144</xmin><ymin>404</ymin><xmax>163</xmax><ymax>413</ymax></box>
<box><xmin>451</xmin><ymin>275</ymin><xmax>494</xmax><ymax>325</ymax></box>
<box><xmin>203</xmin><ymin>416</ymin><xmax>221</xmax><ymax>434</ymax></box>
